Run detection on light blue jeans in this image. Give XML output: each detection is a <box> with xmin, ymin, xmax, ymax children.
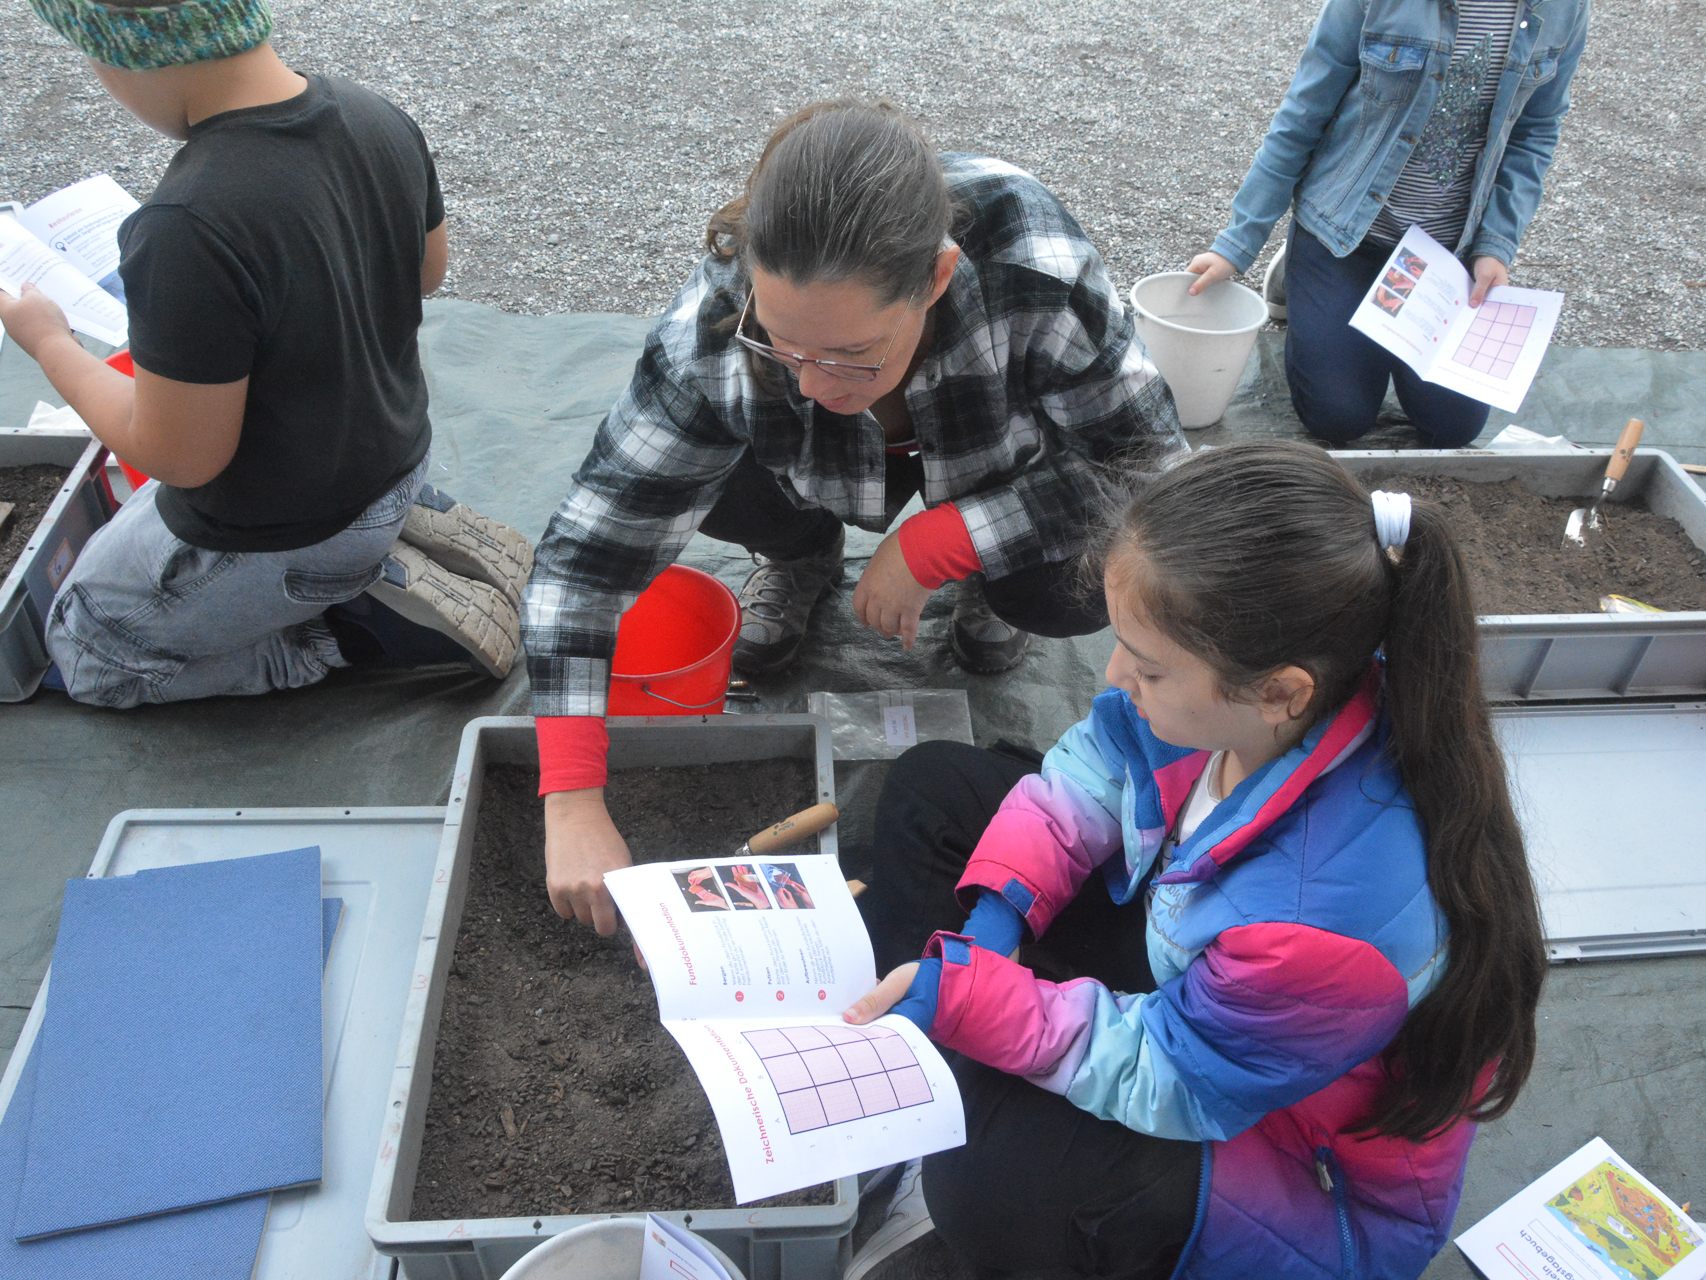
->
<box><xmin>45</xmin><ymin>454</ymin><xmax>428</xmax><ymax>707</ymax></box>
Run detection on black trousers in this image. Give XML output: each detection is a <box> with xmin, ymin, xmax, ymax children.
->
<box><xmin>860</xmin><ymin>741</ymin><xmax>1201</xmax><ymax>1280</ymax></box>
<box><xmin>696</xmin><ymin>451</ymin><xmax>1108</xmax><ymax>639</ymax></box>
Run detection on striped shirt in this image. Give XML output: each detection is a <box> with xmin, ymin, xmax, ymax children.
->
<box><xmin>521</xmin><ymin>154</ymin><xmax>1186</xmax><ymax>717</ymax></box>
<box><xmin>1369</xmin><ymin>0</ymin><xmax>1520</xmax><ymax>249</ymax></box>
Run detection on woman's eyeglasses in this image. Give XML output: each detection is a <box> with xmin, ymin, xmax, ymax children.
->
<box><xmin>734</xmin><ymin>290</ymin><xmax>914</xmax><ymax>383</ymax></box>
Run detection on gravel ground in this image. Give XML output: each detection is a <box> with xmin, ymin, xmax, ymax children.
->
<box><xmin>3</xmin><ymin>0</ymin><xmax>1703</xmax><ymax>350</ymax></box>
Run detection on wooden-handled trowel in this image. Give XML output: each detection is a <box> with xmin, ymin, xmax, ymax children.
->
<box><xmin>735</xmin><ymin>802</ymin><xmax>839</xmax><ymax>857</ymax></box>
<box><xmin>1564</xmin><ymin>418</ymin><xmax>1645</xmax><ymax>549</ymax></box>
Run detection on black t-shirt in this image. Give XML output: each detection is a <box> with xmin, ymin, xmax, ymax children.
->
<box><xmin>119</xmin><ymin>75</ymin><xmax>443</xmax><ymax>551</ymax></box>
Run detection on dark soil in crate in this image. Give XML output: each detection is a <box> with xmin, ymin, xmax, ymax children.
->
<box><xmin>412</xmin><ymin>759</ymin><xmax>836</xmax><ymax>1221</ymax></box>
<box><xmin>0</xmin><ymin>466</ymin><xmax>70</xmax><ymax>580</ymax></box>
<box><xmin>1374</xmin><ymin>476</ymin><xmax>1706</xmax><ymax>615</ymax></box>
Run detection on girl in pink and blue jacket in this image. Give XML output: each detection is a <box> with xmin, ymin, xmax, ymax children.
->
<box><xmin>850</xmin><ymin>440</ymin><xmax>1546</xmax><ymax>1279</ymax></box>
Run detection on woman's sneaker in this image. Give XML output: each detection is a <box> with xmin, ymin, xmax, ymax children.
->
<box><xmin>949</xmin><ymin>574</ymin><xmax>1029</xmax><ymax>673</ymax></box>
<box><xmin>1262</xmin><ymin>241</ymin><xmax>1288</xmax><ymax>323</ymax></box>
<box><xmin>732</xmin><ymin>529</ymin><xmax>845</xmax><ymax>676</ymax></box>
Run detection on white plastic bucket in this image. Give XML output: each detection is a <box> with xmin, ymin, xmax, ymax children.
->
<box><xmin>498</xmin><ymin>1216</ymin><xmax>747</xmax><ymax>1280</ymax></box>
<box><xmin>1129</xmin><ymin>272</ymin><xmax>1267</xmax><ymax>429</ymax></box>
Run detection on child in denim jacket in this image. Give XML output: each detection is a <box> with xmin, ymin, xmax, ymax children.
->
<box><xmin>1189</xmin><ymin>0</ymin><xmax>1590</xmax><ymax>447</ymax></box>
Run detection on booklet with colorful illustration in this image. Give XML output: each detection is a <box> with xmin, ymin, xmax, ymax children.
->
<box><xmin>1348</xmin><ymin>224</ymin><xmax>1562</xmax><ymax>413</ymax></box>
<box><xmin>0</xmin><ymin>174</ymin><xmax>136</xmax><ymax>348</ymax></box>
<box><xmin>1456</xmin><ymin>1137</ymin><xmax>1704</xmax><ymax>1280</ymax></box>
<box><xmin>604</xmin><ymin>853</ymin><xmax>965</xmax><ymax>1203</ymax></box>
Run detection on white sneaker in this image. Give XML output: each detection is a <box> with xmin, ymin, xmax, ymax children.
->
<box><xmin>1262</xmin><ymin>240</ymin><xmax>1288</xmax><ymax>323</ymax></box>
<box><xmin>845</xmin><ymin>1159</ymin><xmax>933</xmax><ymax>1280</ymax></box>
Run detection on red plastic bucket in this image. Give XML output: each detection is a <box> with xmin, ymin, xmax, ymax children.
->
<box><xmin>102</xmin><ymin>350</ymin><xmax>150</xmax><ymax>492</ymax></box>
<box><xmin>608</xmin><ymin>565</ymin><xmax>740</xmax><ymax>715</ymax></box>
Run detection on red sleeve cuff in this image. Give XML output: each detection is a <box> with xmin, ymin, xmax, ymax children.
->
<box><xmin>536</xmin><ymin>716</ymin><xmax>609</xmax><ymax>795</ymax></box>
<box><xmin>896</xmin><ymin>503</ymin><xmax>982</xmax><ymax>590</ymax></box>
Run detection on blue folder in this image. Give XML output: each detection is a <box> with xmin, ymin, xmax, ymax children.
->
<box><xmin>12</xmin><ymin>848</ymin><xmax>327</xmax><ymax>1241</ymax></box>
<box><xmin>0</xmin><ymin>898</ymin><xmax>343</xmax><ymax>1278</ymax></box>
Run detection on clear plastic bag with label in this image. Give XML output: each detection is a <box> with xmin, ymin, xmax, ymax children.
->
<box><xmin>806</xmin><ymin>689</ymin><xmax>974</xmax><ymax>760</ymax></box>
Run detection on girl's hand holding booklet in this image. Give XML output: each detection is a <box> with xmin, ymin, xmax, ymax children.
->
<box><xmin>604</xmin><ymin>854</ymin><xmax>965</xmax><ymax>1203</ymax></box>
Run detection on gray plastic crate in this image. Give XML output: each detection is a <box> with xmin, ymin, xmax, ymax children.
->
<box><xmin>0</xmin><ymin>806</ymin><xmax>445</xmax><ymax>1280</ymax></box>
<box><xmin>0</xmin><ymin>429</ymin><xmax>116</xmax><ymax>701</ymax></box>
<box><xmin>367</xmin><ymin>714</ymin><xmax>858</xmax><ymax>1280</ymax></box>
<box><xmin>1335</xmin><ymin>448</ymin><xmax>1706</xmax><ymax>700</ymax></box>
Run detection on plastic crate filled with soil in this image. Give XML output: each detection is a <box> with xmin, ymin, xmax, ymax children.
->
<box><xmin>0</xmin><ymin>433</ymin><xmax>116</xmax><ymax>702</ymax></box>
<box><xmin>1337</xmin><ymin>450</ymin><xmax>1706</xmax><ymax>700</ymax></box>
<box><xmin>370</xmin><ymin>715</ymin><xmax>858</xmax><ymax>1280</ymax></box>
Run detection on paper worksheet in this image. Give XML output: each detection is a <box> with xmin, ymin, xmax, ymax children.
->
<box><xmin>1349</xmin><ymin>225</ymin><xmax>1562</xmax><ymax>413</ymax></box>
<box><xmin>1456</xmin><ymin>1137</ymin><xmax>1705</xmax><ymax>1280</ymax></box>
<box><xmin>0</xmin><ymin>174</ymin><xmax>136</xmax><ymax>348</ymax></box>
<box><xmin>606</xmin><ymin>854</ymin><xmax>965</xmax><ymax>1203</ymax></box>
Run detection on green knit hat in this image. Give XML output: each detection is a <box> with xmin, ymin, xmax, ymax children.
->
<box><xmin>29</xmin><ymin>0</ymin><xmax>273</xmax><ymax>71</ymax></box>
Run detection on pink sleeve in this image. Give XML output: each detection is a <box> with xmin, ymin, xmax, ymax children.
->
<box><xmin>955</xmin><ymin>769</ymin><xmax>1123</xmax><ymax>938</ymax></box>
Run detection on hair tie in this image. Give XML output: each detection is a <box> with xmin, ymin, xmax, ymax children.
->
<box><xmin>1370</xmin><ymin>490</ymin><xmax>1412</xmax><ymax>561</ymax></box>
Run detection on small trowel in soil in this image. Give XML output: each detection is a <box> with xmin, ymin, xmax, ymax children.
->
<box><xmin>1564</xmin><ymin>418</ymin><xmax>1644</xmax><ymax>549</ymax></box>
<box><xmin>736</xmin><ymin>801</ymin><xmax>839</xmax><ymax>857</ymax></box>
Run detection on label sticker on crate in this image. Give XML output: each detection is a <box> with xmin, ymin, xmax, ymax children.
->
<box><xmin>46</xmin><ymin>538</ymin><xmax>75</xmax><ymax>591</ymax></box>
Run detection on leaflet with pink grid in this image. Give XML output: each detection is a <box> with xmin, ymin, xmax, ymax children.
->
<box><xmin>744</xmin><ymin>1024</ymin><xmax>936</xmax><ymax>1133</ymax></box>
<box><xmin>1450</xmin><ymin>301</ymin><xmax>1537</xmax><ymax>378</ymax></box>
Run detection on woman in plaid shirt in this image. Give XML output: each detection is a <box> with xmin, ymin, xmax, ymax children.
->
<box><xmin>524</xmin><ymin>100</ymin><xmax>1184</xmax><ymax>935</ymax></box>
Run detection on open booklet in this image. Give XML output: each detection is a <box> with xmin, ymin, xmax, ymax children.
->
<box><xmin>0</xmin><ymin>174</ymin><xmax>136</xmax><ymax>349</ymax></box>
<box><xmin>1456</xmin><ymin>1137</ymin><xmax>1704</xmax><ymax>1280</ymax></box>
<box><xmin>604</xmin><ymin>853</ymin><xmax>965</xmax><ymax>1203</ymax></box>
<box><xmin>1349</xmin><ymin>224</ymin><xmax>1562</xmax><ymax>413</ymax></box>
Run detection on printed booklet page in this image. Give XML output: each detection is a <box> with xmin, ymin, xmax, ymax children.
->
<box><xmin>0</xmin><ymin>174</ymin><xmax>136</xmax><ymax>348</ymax></box>
<box><xmin>1456</xmin><ymin>1136</ymin><xmax>1704</xmax><ymax>1280</ymax></box>
<box><xmin>1348</xmin><ymin>224</ymin><xmax>1562</xmax><ymax>413</ymax></box>
<box><xmin>606</xmin><ymin>854</ymin><xmax>965</xmax><ymax>1203</ymax></box>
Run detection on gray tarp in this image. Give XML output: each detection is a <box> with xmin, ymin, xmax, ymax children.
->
<box><xmin>2</xmin><ymin>299</ymin><xmax>1701</xmax><ymax>1277</ymax></box>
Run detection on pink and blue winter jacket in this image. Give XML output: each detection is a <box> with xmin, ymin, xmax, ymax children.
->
<box><xmin>926</xmin><ymin>674</ymin><xmax>1478</xmax><ymax>1279</ymax></box>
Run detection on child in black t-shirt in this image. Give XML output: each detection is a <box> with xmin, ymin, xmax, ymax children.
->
<box><xmin>0</xmin><ymin>0</ymin><xmax>531</xmax><ymax>706</ymax></box>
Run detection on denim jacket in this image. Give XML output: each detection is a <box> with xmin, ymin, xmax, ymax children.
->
<box><xmin>1211</xmin><ymin>0</ymin><xmax>1590</xmax><ymax>271</ymax></box>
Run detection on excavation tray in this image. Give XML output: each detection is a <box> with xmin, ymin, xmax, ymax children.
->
<box><xmin>1336</xmin><ymin>448</ymin><xmax>1706</xmax><ymax>701</ymax></box>
<box><xmin>367</xmin><ymin>713</ymin><xmax>858</xmax><ymax>1280</ymax></box>
<box><xmin>0</xmin><ymin>429</ymin><xmax>116</xmax><ymax>701</ymax></box>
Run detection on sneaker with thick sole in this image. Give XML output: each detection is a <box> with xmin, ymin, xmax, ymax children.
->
<box><xmin>731</xmin><ymin>528</ymin><xmax>845</xmax><ymax>677</ymax></box>
<box><xmin>1262</xmin><ymin>240</ymin><xmax>1288</xmax><ymax>323</ymax></box>
<box><xmin>357</xmin><ymin>543</ymin><xmax>519</xmax><ymax>678</ymax></box>
<box><xmin>949</xmin><ymin>574</ymin><xmax>1029</xmax><ymax>674</ymax></box>
<box><xmin>400</xmin><ymin>484</ymin><xmax>534</xmax><ymax>609</ymax></box>
<box><xmin>845</xmin><ymin>1158</ymin><xmax>933</xmax><ymax>1280</ymax></box>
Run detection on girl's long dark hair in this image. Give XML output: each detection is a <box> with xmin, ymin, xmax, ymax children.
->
<box><xmin>1099</xmin><ymin>441</ymin><xmax>1545</xmax><ymax>1142</ymax></box>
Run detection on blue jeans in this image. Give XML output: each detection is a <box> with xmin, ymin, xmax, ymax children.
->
<box><xmin>45</xmin><ymin>454</ymin><xmax>428</xmax><ymax>707</ymax></box>
<box><xmin>1284</xmin><ymin>225</ymin><xmax>1490</xmax><ymax>447</ymax></box>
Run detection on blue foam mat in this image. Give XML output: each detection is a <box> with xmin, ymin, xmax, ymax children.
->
<box><xmin>12</xmin><ymin>849</ymin><xmax>326</xmax><ymax>1241</ymax></box>
<box><xmin>0</xmin><ymin>899</ymin><xmax>342</xmax><ymax>1278</ymax></box>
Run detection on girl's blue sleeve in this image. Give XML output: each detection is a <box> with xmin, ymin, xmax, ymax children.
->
<box><xmin>1469</xmin><ymin>1</ymin><xmax>1591</xmax><ymax>265</ymax></box>
<box><xmin>1211</xmin><ymin>0</ymin><xmax>1368</xmax><ymax>271</ymax></box>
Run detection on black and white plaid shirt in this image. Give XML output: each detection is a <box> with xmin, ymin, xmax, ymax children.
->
<box><xmin>523</xmin><ymin>154</ymin><xmax>1184</xmax><ymax>716</ymax></box>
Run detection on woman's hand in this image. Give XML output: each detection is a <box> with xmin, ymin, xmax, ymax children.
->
<box><xmin>852</xmin><ymin>533</ymin><xmax>934</xmax><ymax>649</ymax></box>
<box><xmin>543</xmin><ymin>788</ymin><xmax>632</xmax><ymax>935</ymax></box>
<box><xmin>1468</xmin><ymin>256</ymin><xmax>1511</xmax><ymax>308</ymax></box>
<box><xmin>1185</xmin><ymin>252</ymin><xmax>1236</xmax><ymax>296</ymax></box>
